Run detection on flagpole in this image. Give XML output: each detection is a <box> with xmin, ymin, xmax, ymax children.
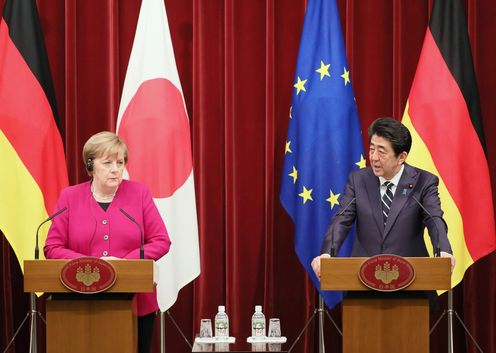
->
<box><xmin>447</xmin><ymin>289</ymin><xmax>454</xmax><ymax>353</ymax></box>
<box><xmin>317</xmin><ymin>296</ymin><xmax>325</xmax><ymax>353</ymax></box>
<box><xmin>287</xmin><ymin>297</ymin><xmax>319</xmax><ymax>353</ymax></box>
<box><xmin>160</xmin><ymin>311</ymin><xmax>166</xmax><ymax>353</ymax></box>
<box><xmin>29</xmin><ymin>293</ymin><xmax>38</xmax><ymax>353</ymax></box>
<box><xmin>430</xmin><ymin>289</ymin><xmax>484</xmax><ymax>353</ymax></box>
<box><xmin>160</xmin><ymin>310</ymin><xmax>193</xmax><ymax>352</ymax></box>
<box><xmin>288</xmin><ymin>294</ymin><xmax>342</xmax><ymax>353</ymax></box>
<box><xmin>2</xmin><ymin>292</ymin><xmax>44</xmax><ymax>353</ymax></box>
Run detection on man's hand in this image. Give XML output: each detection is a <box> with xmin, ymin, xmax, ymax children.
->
<box><xmin>440</xmin><ymin>251</ymin><xmax>455</xmax><ymax>273</ymax></box>
<box><xmin>311</xmin><ymin>253</ymin><xmax>331</xmax><ymax>280</ymax></box>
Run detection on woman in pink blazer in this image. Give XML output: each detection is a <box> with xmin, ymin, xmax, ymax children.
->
<box><xmin>45</xmin><ymin>131</ymin><xmax>171</xmax><ymax>353</ymax></box>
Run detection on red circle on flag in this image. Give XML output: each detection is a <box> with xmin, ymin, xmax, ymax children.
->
<box><xmin>118</xmin><ymin>78</ymin><xmax>193</xmax><ymax>198</ymax></box>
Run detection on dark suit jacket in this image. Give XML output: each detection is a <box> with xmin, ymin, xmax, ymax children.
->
<box><xmin>320</xmin><ymin>163</ymin><xmax>452</xmax><ymax>257</ymax></box>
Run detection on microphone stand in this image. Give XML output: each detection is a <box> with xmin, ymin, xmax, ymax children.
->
<box><xmin>288</xmin><ymin>228</ymin><xmax>344</xmax><ymax>353</ymax></box>
<box><xmin>118</xmin><ymin>208</ymin><xmax>192</xmax><ymax>353</ymax></box>
<box><xmin>2</xmin><ymin>292</ymin><xmax>45</xmax><ymax>353</ymax></box>
<box><xmin>419</xmin><ymin>211</ymin><xmax>484</xmax><ymax>353</ymax></box>
<box><xmin>288</xmin><ymin>199</ymin><xmax>356</xmax><ymax>352</ymax></box>
<box><xmin>119</xmin><ymin>208</ymin><xmax>144</xmax><ymax>259</ymax></box>
<box><xmin>287</xmin><ymin>295</ymin><xmax>341</xmax><ymax>353</ymax></box>
<box><xmin>2</xmin><ymin>207</ymin><xmax>65</xmax><ymax>353</ymax></box>
<box><xmin>430</xmin><ymin>289</ymin><xmax>484</xmax><ymax>353</ymax></box>
<box><xmin>2</xmin><ymin>293</ymin><xmax>45</xmax><ymax>353</ymax></box>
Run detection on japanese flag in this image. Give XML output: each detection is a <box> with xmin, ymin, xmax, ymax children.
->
<box><xmin>116</xmin><ymin>0</ymin><xmax>200</xmax><ymax>311</ymax></box>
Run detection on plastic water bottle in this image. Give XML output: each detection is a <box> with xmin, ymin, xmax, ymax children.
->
<box><xmin>251</xmin><ymin>305</ymin><xmax>266</xmax><ymax>338</ymax></box>
<box><xmin>215</xmin><ymin>305</ymin><xmax>229</xmax><ymax>338</ymax></box>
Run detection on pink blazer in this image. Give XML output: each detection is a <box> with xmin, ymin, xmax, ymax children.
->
<box><xmin>44</xmin><ymin>179</ymin><xmax>171</xmax><ymax>316</ymax></box>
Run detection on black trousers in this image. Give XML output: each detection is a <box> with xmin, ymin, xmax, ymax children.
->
<box><xmin>138</xmin><ymin>312</ymin><xmax>156</xmax><ymax>353</ymax></box>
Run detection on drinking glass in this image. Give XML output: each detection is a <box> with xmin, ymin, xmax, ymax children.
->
<box><xmin>268</xmin><ymin>318</ymin><xmax>281</xmax><ymax>338</ymax></box>
<box><xmin>200</xmin><ymin>319</ymin><xmax>213</xmax><ymax>338</ymax></box>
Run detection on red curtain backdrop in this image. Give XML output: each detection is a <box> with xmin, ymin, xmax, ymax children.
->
<box><xmin>1</xmin><ymin>1</ymin><xmax>495</xmax><ymax>353</ymax></box>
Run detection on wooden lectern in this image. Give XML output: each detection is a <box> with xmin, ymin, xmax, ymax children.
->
<box><xmin>321</xmin><ymin>257</ymin><xmax>451</xmax><ymax>353</ymax></box>
<box><xmin>24</xmin><ymin>259</ymin><xmax>154</xmax><ymax>353</ymax></box>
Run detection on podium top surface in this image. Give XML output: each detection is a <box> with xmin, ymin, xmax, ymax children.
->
<box><xmin>320</xmin><ymin>257</ymin><xmax>451</xmax><ymax>291</ymax></box>
<box><xmin>24</xmin><ymin>259</ymin><xmax>155</xmax><ymax>293</ymax></box>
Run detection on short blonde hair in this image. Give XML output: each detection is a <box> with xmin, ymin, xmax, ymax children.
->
<box><xmin>82</xmin><ymin>131</ymin><xmax>128</xmax><ymax>175</ymax></box>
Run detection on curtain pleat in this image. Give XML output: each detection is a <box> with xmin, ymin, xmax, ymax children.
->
<box><xmin>263</xmin><ymin>0</ymin><xmax>275</xmax><ymax>317</ymax></box>
<box><xmin>1</xmin><ymin>1</ymin><xmax>495</xmax><ymax>353</ymax></box>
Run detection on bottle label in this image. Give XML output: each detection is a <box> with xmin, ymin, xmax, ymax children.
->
<box><xmin>216</xmin><ymin>321</ymin><xmax>228</xmax><ymax>336</ymax></box>
<box><xmin>252</xmin><ymin>322</ymin><xmax>265</xmax><ymax>336</ymax></box>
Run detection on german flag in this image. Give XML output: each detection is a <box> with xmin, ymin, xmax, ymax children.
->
<box><xmin>0</xmin><ymin>0</ymin><xmax>68</xmax><ymax>268</ymax></box>
<box><xmin>401</xmin><ymin>0</ymin><xmax>496</xmax><ymax>288</ymax></box>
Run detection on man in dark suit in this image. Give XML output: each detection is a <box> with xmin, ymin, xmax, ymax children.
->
<box><xmin>311</xmin><ymin>117</ymin><xmax>455</xmax><ymax>278</ymax></box>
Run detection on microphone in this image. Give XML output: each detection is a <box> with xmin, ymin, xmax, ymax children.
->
<box><xmin>330</xmin><ymin>197</ymin><xmax>356</xmax><ymax>257</ymax></box>
<box><xmin>119</xmin><ymin>208</ymin><xmax>144</xmax><ymax>259</ymax></box>
<box><xmin>410</xmin><ymin>194</ymin><xmax>445</xmax><ymax>257</ymax></box>
<box><xmin>35</xmin><ymin>207</ymin><xmax>67</xmax><ymax>260</ymax></box>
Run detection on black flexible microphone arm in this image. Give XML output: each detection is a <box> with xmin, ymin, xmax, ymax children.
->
<box><xmin>35</xmin><ymin>207</ymin><xmax>67</xmax><ymax>260</ymax></box>
<box><xmin>411</xmin><ymin>195</ymin><xmax>444</xmax><ymax>257</ymax></box>
<box><xmin>330</xmin><ymin>197</ymin><xmax>356</xmax><ymax>257</ymax></box>
<box><xmin>119</xmin><ymin>208</ymin><xmax>144</xmax><ymax>259</ymax></box>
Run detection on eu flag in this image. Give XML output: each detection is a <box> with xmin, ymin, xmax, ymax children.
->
<box><xmin>280</xmin><ymin>0</ymin><xmax>365</xmax><ymax>308</ymax></box>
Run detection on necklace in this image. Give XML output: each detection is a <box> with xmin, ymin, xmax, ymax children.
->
<box><xmin>91</xmin><ymin>183</ymin><xmax>116</xmax><ymax>202</ymax></box>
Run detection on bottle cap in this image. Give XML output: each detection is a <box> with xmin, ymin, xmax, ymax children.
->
<box><xmin>218</xmin><ymin>305</ymin><xmax>225</xmax><ymax>312</ymax></box>
<box><xmin>255</xmin><ymin>305</ymin><xmax>262</xmax><ymax>312</ymax></box>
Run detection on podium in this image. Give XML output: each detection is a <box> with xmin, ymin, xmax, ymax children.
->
<box><xmin>321</xmin><ymin>257</ymin><xmax>451</xmax><ymax>353</ymax></box>
<box><xmin>24</xmin><ymin>259</ymin><xmax>154</xmax><ymax>353</ymax></box>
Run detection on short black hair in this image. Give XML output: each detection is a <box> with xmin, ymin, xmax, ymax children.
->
<box><xmin>368</xmin><ymin>117</ymin><xmax>412</xmax><ymax>155</ymax></box>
